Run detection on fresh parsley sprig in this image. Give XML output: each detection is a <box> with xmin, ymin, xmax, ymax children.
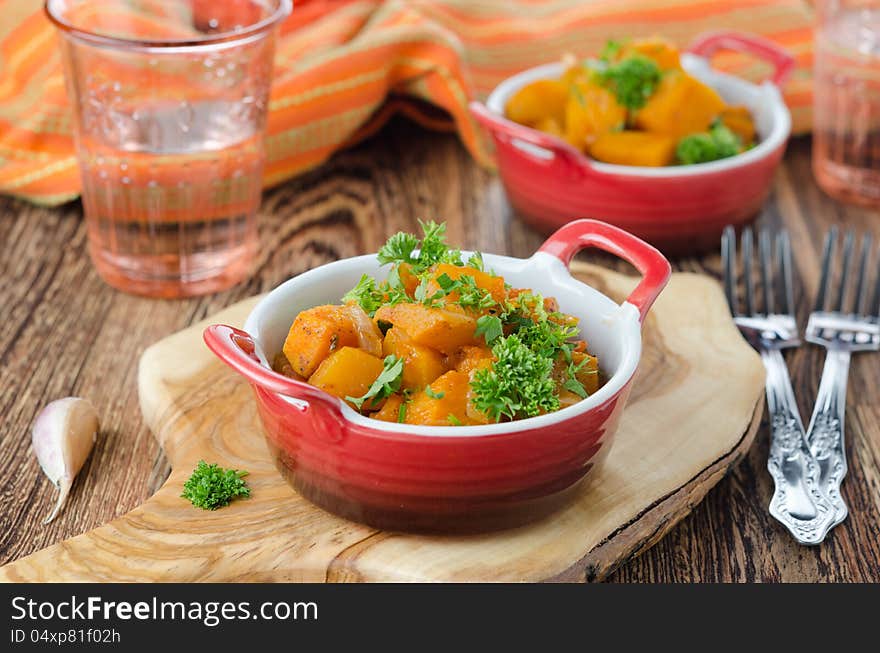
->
<box><xmin>470</xmin><ymin>335</ymin><xmax>560</xmax><ymax>422</ymax></box>
<box><xmin>378</xmin><ymin>220</ymin><xmax>464</xmax><ymax>274</ymax></box>
<box><xmin>475</xmin><ymin>314</ymin><xmax>504</xmax><ymax>345</ymax></box>
<box><xmin>182</xmin><ymin>461</ymin><xmax>251</xmax><ymax>511</ymax></box>
<box><xmin>592</xmin><ymin>54</ymin><xmax>661</xmax><ymax>111</ymax></box>
<box><xmin>343</xmin><ymin>273</ymin><xmax>410</xmax><ymax>317</ymax></box>
<box><xmin>346</xmin><ymin>355</ymin><xmax>404</xmax><ymax>410</ymax></box>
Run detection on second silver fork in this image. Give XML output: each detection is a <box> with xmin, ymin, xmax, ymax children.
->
<box><xmin>722</xmin><ymin>226</ymin><xmax>837</xmax><ymax>545</ymax></box>
<box><xmin>804</xmin><ymin>228</ymin><xmax>880</xmax><ymax>530</ymax></box>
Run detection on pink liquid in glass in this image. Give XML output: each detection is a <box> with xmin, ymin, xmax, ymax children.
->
<box><xmin>813</xmin><ymin>5</ymin><xmax>880</xmax><ymax>207</ymax></box>
<box><xmin>49</xmin><ymin>0</ymin><xmax>290</xmax><ymax>297</ymax></box>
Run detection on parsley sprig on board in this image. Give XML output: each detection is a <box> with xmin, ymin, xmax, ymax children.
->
<box><xmin>182</xmin><ymin>461</ymin><xmax>251</xmax><ymax>510</ymax></box>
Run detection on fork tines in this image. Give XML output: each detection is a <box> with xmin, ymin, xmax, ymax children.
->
<box><xmin>813</xmin><ymin>227</ymin><xmax>878</xmax><ymax>319</ymax></box>
<box><xmin>722</xmin><ymin>225</ymin><xmax>794</xmax><ymax>318</ymax></box>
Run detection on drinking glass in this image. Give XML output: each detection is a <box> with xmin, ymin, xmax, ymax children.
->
<box><xmin>46</xmin><ymin>0</ymin><xmax>291</xmax><ymax>297</ymax></box>
<box><xmin>813</xmin><ymin>0</ymin><xmax>880</xmax><ymax>206</ymax></box>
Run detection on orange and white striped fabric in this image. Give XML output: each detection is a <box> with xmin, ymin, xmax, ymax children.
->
<box><xmin>0</xmin><ymin>0</ymin><xmax>815</xmax><ymax>206</ymax></box>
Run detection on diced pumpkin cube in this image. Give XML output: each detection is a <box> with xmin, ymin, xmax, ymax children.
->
<box><xmin>383</xmin><ymin>327</ymin><xmax>446</xmax><ymax>391</ymax></box>
<box><xmin>535</xmin><ymin>116</ymin><xmax>565</xmax><ymax>138</ymax></box>
<box><xmin>374</xmin><ymin>303</ymin><xmax>478</xmax><ymax>354</ymax></box>
<box><xmin>621</xmin><ymin>37</ymin><xmax>682</xmax><ymax>71</ymax></box>
<box><xmin>450</xmin><ymin>345</ymin><xmax>494</xmax><ymax>375</ymax></box>
<box><xmin>405</xmin><ymin>371</ymin><xmax>472</xmax><ymax>426</ymax></box>
<box><xmin>588</xmin><ymin>130</ymin><xmax>677</xmax><ymax>166</ymax></box>
<box><xmin>371</xmin><ymin>394</ymin><xmax>405</xmax><ymax>422</ymax></box>
<box><xmin>634</xmin><ymin>71</ymin><xmax>725</xmax><ymax>139</ymax></box>
<box><xmin>428</xmin><ymin>263</ymin><xmax>506</xmax><ymax>305</ymax></box>
<box><xmin>572</xmin><ymin>351</ymin><xmax>600</xmax><ymax>395</ymax></box>
<box><xmin>504</xmin><ymin>79</ymin><xmax>569</xmax><ymax>127</ymax></box>
<box><xmin>308</xmin><ymin>347</ymin><xmax>385</xmax><ymax>404</ymax></box>
<box><xmin>397</xmin><ymin>262</ymin><xmax>420</xmax><ymax>298</ymax></box>
<box><xmin>719</xmin><ymin>105</ymin><xmax>756</xmax><ymax>144</ymax></box>
<box><xmin>564</xmin><ymin>81</ymin><xmax>627</xmax><ymax>150</ymax></box>
<box><xmin>283</xmin><ymin>305</ymin><xmax>360</xmax><ymax>378</ymax></box>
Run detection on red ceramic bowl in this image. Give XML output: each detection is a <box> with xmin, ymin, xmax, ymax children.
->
<box><xmin>470</xmin><ymin>31</ymin><xmax>794</xmax><ymax>256</ymax></box>
<box><xmin>205</xmin><ymin>220</ymin><xmax>670</xmax><ymax>533</ymax></box>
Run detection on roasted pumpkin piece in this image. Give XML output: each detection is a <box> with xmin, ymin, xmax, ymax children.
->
<box><xmin>620</xmin><ymin>37</ymin><xmax>682</xmax><ymax>71</ymax></box>
<box><xmin>719</xmin><ymin>105</ymin><xmax>756</xmax><ymax>144</ymax></box>
<box><xmin>450</xmin><ymin>345</ymin><xmax>494</xmax><ymax>375</ymax></box>
<box><xmin>374</xmin><ymin>303</ymin><xmax>478</xmax><ymax>354</ymax></box>
<box><xmin>371</xmin><ymin>394</ymin><xmax>405</xmax><ymax>422</ymax></box>
<box><xmin>307</xmin><ymin>346</ymin><xmax>385</xmax><ymax>403</ymax></box>
<box><xmin>427</xmin><ymin>263</ymin><xmax>506</xmax><ymax>305</ymax></box>
<box><xmin>397</xmin><ymin>262</ymin><xmax>420</xmax><ymax>297</ymax></box>
<box><xmin>534</xmin><ymin>116</ymin><xmax>565</xmax><ymax>138</ymax></box>
<box><xmin>405</xmin><ymin>371</ymin><xmax>472</xmax><ymax>426</ymax></box>
<box><xmin>564</xmin><ymin>80</ymin><xmax>627</xmax><ymax>149</ymax></box>
<box><xmin>382</xmin><ymin>327</ymin><xmax>447</xmax><ymax>391</ymax></box>
<box><xmin>572</xmin><ymin>351</ymin><xmax>600</xmax><ymax>395</ymax></box>
<box><xmin>283</xmin><ymin>305</ymin><xmax>360</xmax><ymax>378</ymax></box>
<box><xmin>588</xmin><ymin>130</ymin><xmax>677</xmax><ymax>166</ymax></box>
<box><xmin>634</xmin><ymin>71</ymin><xmax>726</xmax><ymax>139</ymax></box>
<box><xmin>504</xmin><ymin>79</ymin><xmax>569</xmax><ymax>127</ymax></box>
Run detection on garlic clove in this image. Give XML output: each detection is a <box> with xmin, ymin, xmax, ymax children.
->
<box><xmin>31</xmin><ymin>397</ymin><xmax>99</xmax><ymax>524</ymax></box>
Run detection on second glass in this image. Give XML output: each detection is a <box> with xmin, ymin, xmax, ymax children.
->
<box><xmin>47</xmin><ymin>0</ymin><xmax>291</xmax><ymax>297</ymax></box>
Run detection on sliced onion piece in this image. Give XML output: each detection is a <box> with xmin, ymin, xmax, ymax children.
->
<box><xmin>344</xmin><ymin>303</ymin><xmax>383</xmax><ymax>357</ymax></box>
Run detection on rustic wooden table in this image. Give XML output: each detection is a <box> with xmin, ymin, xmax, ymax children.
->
<box><xmin>1</xmin><ymin>119</ymin><xmax>878</xmax><ymax>582</ymax></box>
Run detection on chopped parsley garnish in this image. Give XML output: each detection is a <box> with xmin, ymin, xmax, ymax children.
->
<box><xmin>592</xmin><ymin>54</ymin><xmax>661</xmax><ymax>111</ymax></box>
<box><xmin>378</xmin><ymin>220</ymin><xmax>463</xmax><ymax>274</ymax></box>
<box><xmin>676</xmin><ymin>121</ymin><xmax>742</xmax><ymax>165</ymax></box>
<box><xmin>424</xmin><ymin>386</ymin><xmax>445</xmax><ymax>400</ymax></box>
<box><xmin>336</xmin><ymin>221</ymin><xmax>597</xmax><ymax>425</ymax></box>
<box><xmin>346</xmin><ymin>355</ymin><xmax>404</xmax><ymax>409</ymax></box>
<box><xmin>397</xmin><ymin>399</ymin><xmax>409</xmax><ymax>423</ymax></box>
<box><xmin>342</xmin><ymin>274</ymin><xmax>384</xmax><ymax>315</ymax></box>
<box><xmin>475</xmin><ymin>314</ymin><xmax>503</xmax><ymax>345</ymax></box>
<box><xmin>377</xmin><ymin>231</ymin><xmax>419</xmax><ymax>267</ymax></box>
<box><xmin>182</xmin><ymin>461</ymin><xmax>251</xmax><ymax>510</ymax></box>
<box><xmin>600</xmin><ymin>39</ymin><xmax>625</xmax><ymax>62</ymax></box>
<box><xmin>470</xmin><ymin>335</ymin><xmax>560</xmax><ymax>422</ymax></box>
<box><xmin>467</xmin><ymin>252</ymin><xmax>485</xmax><ymax>271</ymax></box>
<box><xmin>343</xmin><ymin>273</ymin><xmax>409</xmax><ymax>317</ymax></box>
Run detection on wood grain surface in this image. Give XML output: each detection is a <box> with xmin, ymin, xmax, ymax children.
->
<box><xmin>1</xmin><ymin>121</ymin><xmax>879</xmax><ymax>581</ymax></box>
<box><xmin>0</xmin><ymin>265</ymin><xmax>765</xmax><ymax>582</ymax></box>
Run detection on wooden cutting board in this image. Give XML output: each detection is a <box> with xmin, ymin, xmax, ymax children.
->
<box><xmin>0</xmin><ymin>264</ymin><xmax>765</xmax><ymax>583</ymax></box>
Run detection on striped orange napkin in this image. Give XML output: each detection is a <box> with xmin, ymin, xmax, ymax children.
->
<box><xmin>0</xmin><ymin>0</ymin><xmax>814</xmax><ymax>206</ymax></box>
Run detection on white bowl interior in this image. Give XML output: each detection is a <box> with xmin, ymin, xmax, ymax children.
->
<box><xmin>485</xmin><ymin>53</ymin><xmax>791</xmax><ymax>177</ymax></box>
<box><xmin>243</xmin><ymin>251</ymin><xmax>643</xmax><ymax>437</ymax></box>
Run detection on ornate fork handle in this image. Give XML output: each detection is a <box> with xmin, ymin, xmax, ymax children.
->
<box><xmin>805</xmin><ymin>348</ymin><xmax>850</xmax><ymax>525</ymax></box>
<box><xmin>761</xmin><ymin>349</ymin><xmax>837</xmax><ymax>544</ymax></box>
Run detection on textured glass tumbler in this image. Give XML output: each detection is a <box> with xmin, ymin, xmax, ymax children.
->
<box><xmin>47</xmin><ymin>0</ymin><xmax>291</xmax><ymax>297</ymax></box>
<box><xmin>813</xmin><ymin>0</ymin><xmax>880</xmax><ymax>207</ymax></box>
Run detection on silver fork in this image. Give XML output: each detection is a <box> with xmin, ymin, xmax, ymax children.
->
<box><xmin>722</xmin><ymin>226</ymin><xmax>836</xmax><ymax>545</ymax></box>
<box><xmin>805</xmin><ymin>228</ymin><xmax>880</xmax><ymax>530</ymax></box>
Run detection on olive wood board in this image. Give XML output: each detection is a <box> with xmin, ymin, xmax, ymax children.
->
<box><xmin>0</xmin><ymin>263</ymin><xmax>765</xmax><ymax>582</ymax></box>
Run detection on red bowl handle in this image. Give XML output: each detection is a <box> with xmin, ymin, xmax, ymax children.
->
<box><xmin>469</xmin><ymin>101</ymin><xmax>589</xmax><ymax>180</ymax></box>
<box><xmin>203</xmin><ymin>324</ymin><xmax>344</xmax><ymax>417</ymax></box>
<box><xmin>538</xmin><ymin>219</ymin><xmax>671</xmax><ymax>324</ymax></box>
<box><xmin>686</xmin><ymin>30</ymin><xmax>795</xmax><ymax>87</ymax></box>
